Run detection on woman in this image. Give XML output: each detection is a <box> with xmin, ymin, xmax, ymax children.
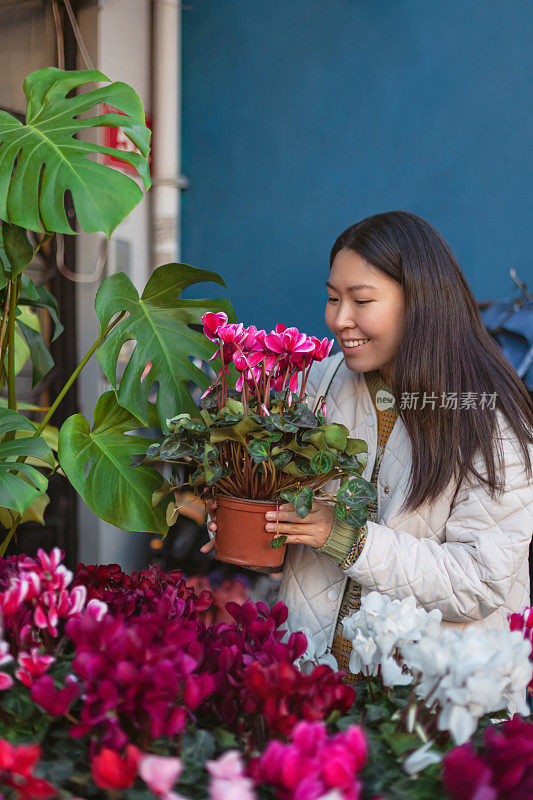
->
<box><xmin>204</xmin><ymin>211</ymin><xmax>533</xmax><ymax>678</ymax></box>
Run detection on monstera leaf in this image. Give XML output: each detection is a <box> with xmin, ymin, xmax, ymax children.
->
<box><xmin>0</xmin><ymin>407</ymin><xmax>54</xmax><ymax>515</ymax></box>
<box><xmin>0</xmin><ymin>68</ymin><xmax>151</xmax><ymax>236</ymax></box>
<box><xmin>58</xmin><ymin>392</ymin><xmax>167</xmax><ymax>534</ymax></box>
<box><xmin>95</xmin><ymin>263</ymin><xmax>235</xmax><ymax>429</ymax></box>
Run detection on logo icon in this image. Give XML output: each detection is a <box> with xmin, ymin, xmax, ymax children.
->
<box><xmin>375</xmin><ymin>389</ymin><xmax>396</xmax><ymax>411</ymax></box>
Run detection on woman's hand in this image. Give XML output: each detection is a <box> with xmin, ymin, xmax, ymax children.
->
<box><xmin>200</xmin><ymin>498</ymin><xmax>217</xmax><ymax>554</ymax></box>
<box><xmin>264</xmin><ymin>500</ymin><xmax>335</xmax><ymax>548</ymax></box>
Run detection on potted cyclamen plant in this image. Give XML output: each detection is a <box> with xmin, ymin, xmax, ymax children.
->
<box><xmin>142</xmin><ymin>312</ymin><xmax>377</xmax><ymax>569</ymax></box>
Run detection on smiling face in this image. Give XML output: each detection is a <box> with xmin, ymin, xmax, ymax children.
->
<box><xmin>325</xmin><ymin>248</ymin><xmax>406</xmax><ymax>383</ymax></box>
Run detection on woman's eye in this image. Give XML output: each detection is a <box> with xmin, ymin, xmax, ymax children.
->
<box><xmin>355</xmin><ymin>300</ymin><xmax>371</xmax><ymax>305</ymax></box>
<box><xmin>326</xmin><ymin>297</ymin><xmax>338</xmax><ymax>303</ymax></box>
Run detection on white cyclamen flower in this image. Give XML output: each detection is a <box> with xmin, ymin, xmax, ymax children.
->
<box><xmin>401</xmin><ymin>626</ymin><xmax>532</xmax><ymax>745</ymax></box>
<box><xmin>341</xmin><ymin>591</ymin><xmax>441</xmax><ymax>685</ymax></box>
<box><xmin>294</xmin><ymin>628</ymin><xmax>339</xmax><ymax>675</ymax></box>
<box><xmin>402</xmin><ymin>741</ymin><xmax>443</xmax><ymax>775</ymax></box>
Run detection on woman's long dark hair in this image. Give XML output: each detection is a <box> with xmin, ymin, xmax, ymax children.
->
<box><xmin>330</xmin><ymin>210</ymin><xmax>533</xmax><ymax>513</ymax></box>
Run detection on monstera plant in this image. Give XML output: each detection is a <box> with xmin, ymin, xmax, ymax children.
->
<box><xmin>0</xmin><ymin>67</ymin><xmax>233</xmax><ymax>554</ymax></box>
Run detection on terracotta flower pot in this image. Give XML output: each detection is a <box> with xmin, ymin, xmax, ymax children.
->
<box><xmin>214</xmin><ymin>495</ymin><xmax>287</xmax><ymax>569</ymax></box>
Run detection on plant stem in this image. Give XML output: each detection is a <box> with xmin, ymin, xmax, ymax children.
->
<box><xmin>0</xmin><ymin>515</ymin><xmax>18</xmax><ymax>558</ymax></box>
<box><xmin>219</xmin><ymin>343</ymin><xmax>227</xmax><ymax>406</ymax></box>
<box><xmin>7</xmin><ymin>275</ymin><xmax>20</xmax><ymax>411</ymax></box>
<box><xmin>0</xmin><ymin>282</ymin><xmax>11</xmax><ymax>364</ymax></box>
<box><xmin>36</xmin><ymin>311</ymin><xmax>125</xmax><ymax>434</ymax></box>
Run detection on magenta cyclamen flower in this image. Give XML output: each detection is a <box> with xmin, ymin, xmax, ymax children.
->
<box><xmin>15</xmin><ymin>648</ymin><xmax>55</xmax><ymax>687</ymax></box>
<box><xmin>67</xmin><ymin>601</ymin><xmax>216</xmax><ymax>749</ymax></box>
<box><xmin>264</xmin><ymin>325</ymin><xmax>316</xmax><ymax>360</ymax></box>
<box><xmin>508</xmin><ymin>608</ymin><xmax>533</xmax><ymax>696</ymax></box>
<box><xmin>202</xmin><ymin>312</ymin><xmax>228</xmax><ymax>341</ymax></box>
<box><xmin>249</xmin><ymin>720</ymin><xmax>366</xmax><ymax>800</ymax></box>
<box><xmin>31</xmin><ymin>674</ymin><xmax>80</xmax><ymax>716</ymax></box>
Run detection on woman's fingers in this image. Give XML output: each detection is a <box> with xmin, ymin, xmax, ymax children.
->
<box><xmin>200</xmin><ymin>537</ymin><xmax>215</xmax><ymax>553</ymax></box>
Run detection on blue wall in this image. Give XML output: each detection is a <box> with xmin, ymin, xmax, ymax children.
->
<box><xmin>181</xmin><ymin>0</ymin><xmax>533</xmax><ymax>340</ymax></box>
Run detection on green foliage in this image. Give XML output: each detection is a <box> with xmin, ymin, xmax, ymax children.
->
<box><xmin>0</xmin><ymin>68</ymin><xmax>151</xmax><ymax>236</ymax></box>
<box><xmin>0</xmin><ymin>66</ymin><xmax>239</xmax><ymax>553</ymax></box>
<box><xmin>58</xmin><ymin>392</ymin><xmax>167</xmax><ymax>534</ymax></box>
<box><xmin>1</xmin><ymin>223</ymin><xmax>34</xmax><ymax>277</ymax></box>
<box><xmin>144</xmin><ymin>394</ymin><xmax>377</xmax><ymax>536</ymax></box>
<box><xmin>0</xmin><ymin>407</ymin><xmax>54</xmax><ymax>515</ymax></box>
<box><xmin>95</xmin><ymin>263</ymin><xmax>235</xmax><ymax>428</ymax></box>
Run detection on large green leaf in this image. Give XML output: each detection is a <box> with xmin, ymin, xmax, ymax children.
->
<box><xmin>95</xmin><ymin>263</ymin><xmax>235</xmax><ymax>429</ymax></box>
<box><xmin>0</xmin><ymin>68</ymin><xmax>151</xmax><ymax>236</ymax></box>
<box><xmin>0</xmin><ymin>407</ymin><xmax>54</xmax><ymax>515</ymax></box>
<box><xmin>58</xmin><ymin>391</ymin><xmax>167</xmax><ymax>534</ymax></box>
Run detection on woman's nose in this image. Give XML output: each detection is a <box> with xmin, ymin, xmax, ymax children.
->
<box><xmin>336</xmin><ymin>303</ymin><xmax>356</xmax><ymax>330</ymax></box>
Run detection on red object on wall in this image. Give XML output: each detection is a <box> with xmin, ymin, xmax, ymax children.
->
<box><xmin>100</xmin><ymin>104</ymin><xmax>152</xmax><ymax>176</ymax></box>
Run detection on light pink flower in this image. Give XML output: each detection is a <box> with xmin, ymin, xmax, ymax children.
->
<box><xmin>206</xmin><ymin>751</ymin><xmax>257</xmax><ymax>800</ymax></box>
<box><xmin>139</xmin><ymin>754</ymin><xmax>183</xmax><ymax>796</ymax></box>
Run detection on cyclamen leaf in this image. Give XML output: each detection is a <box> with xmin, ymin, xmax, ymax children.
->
<box><xmin>280</xmin><ymin>486</ymin><xmax>313</xmax><ymax>518</ymax></box>
<box><xmin>290</xmin><ymin>404</ymin><xmax>319</xmax><ymax>428</ymax></box>
<box><xmin>246</xmin><ymin>439</ymin><xmax>270</xmax><ymax>463</ymax></box>
<box><xmin>270</xmin><ymin>535</ymin><xmax>287</xmax><ymax>549</ymax></box>
<box><xmin>310</xmin><ymin>450</ymin><xmax>334</xmax><ymax>474</ymax></box>
<box><xmin>324</xmin><ymin>423</ymin><xmax>349</xmax><ymax>452</ymax></box>
<box><xmin>270</xmin><ymin>450</ymin><xmax>292</xmax><ymax>469</ymax></box>
<box><xmin>346</xmin><ymin>508</ymin><xmax>369</xmax><ymax>528</ymax></box>
<box><xmin>334</xmin><ymin>503</ymin><xmax>347</xmax><ymax>521</ymax></box>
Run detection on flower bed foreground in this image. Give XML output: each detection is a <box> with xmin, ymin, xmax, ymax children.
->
<box><xmin>0</xmin><ymin>551</ymin><xmax>532</xmax><ymax>799</ymax></box>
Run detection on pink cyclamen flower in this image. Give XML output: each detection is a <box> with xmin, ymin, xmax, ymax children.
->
<box><xmin>16</xmin><ymin>648</ymin><xmax>55</xmax><ymax>687</ymax></box>
<box><xmin>31</xmin><ymin>674</ymin><xmax>80</xmax><ymax>716</ymax></box>
<box><xmin>265</xmin><ymin>326</ymin><xmax>316</xmax><ymax>358</ymax></box>
<box><xmin>233</xmin><ymin>351</ymin><xmax>264</xmax><ymax>374</ymax></box>
<box><xmin>206</xmin><ymin>751</ymin><xmax>258</xmax><ymax>800</ymax></box>
<box><xmin>202</xmin><ymin>312</ymin><xmax>228</xmax><ymax>341</ymax></box>
<box><xmin>311</xmin><ymin>336</ymin><xmax>334</xmax><ymax>361</ymax></box>
<box><xmin>139</xmin><ymin>754</ymin><xmax>183</xmax><ymax>796</ymax></box>
<box><xmin>84</xmin><ymin>598</ymin><xmax>109</xmax><ymax>621</ymax></box>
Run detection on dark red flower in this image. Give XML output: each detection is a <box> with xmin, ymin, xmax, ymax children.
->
<box><xmin>443</xmin><ymin>742</ymin><xmax>496</xmax><ymax>800</ymax></box>
<box><xmin>242</xmin><ymin>660</ymin><xmax>355</xmax><ymax>738</ymax></box>
<box><xmin>444</xmin><ymin>717</ymin><xmax>533</xmax><ymax>800</ymax></box>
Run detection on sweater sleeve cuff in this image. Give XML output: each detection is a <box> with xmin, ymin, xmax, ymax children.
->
<box><xmin>316</xmin><ymin>520</ymin><xmax>367</xmax><ymax>567</ymax></box>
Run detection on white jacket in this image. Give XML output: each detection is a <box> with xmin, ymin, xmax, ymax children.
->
<box><xmin>278</xmin><ymin>355</ymin><xmax>533</xmax><ymax>646</ymax></box>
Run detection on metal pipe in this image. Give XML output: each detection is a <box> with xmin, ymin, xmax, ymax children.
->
<box><xmin>151</xmin><ymin>0</ymin><xmax>180</xmax><ymax>268</ymax></box>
